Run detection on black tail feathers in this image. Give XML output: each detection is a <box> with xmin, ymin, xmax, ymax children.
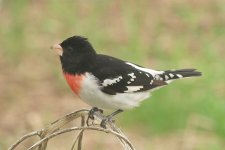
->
<box><xmin>160</xmin><ymin>69</ymin><xmax>202</xmax><ymax>81</ymax></box>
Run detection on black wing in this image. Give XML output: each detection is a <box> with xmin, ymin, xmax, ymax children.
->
<box><xmin>89</xmin><ymin>54</ymin><xmax>167</xmax><ymax>95</ymax></box>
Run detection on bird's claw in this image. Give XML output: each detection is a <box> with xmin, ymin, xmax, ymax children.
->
<box><xmin>86</xmin><ymin>107</ymin><xmax>103</xmax><ymax>126</ymax></box>
<box><xmin>100</xmin><ymin>117</ymin><xmax>115</xmax><ymax>129</ymax></box>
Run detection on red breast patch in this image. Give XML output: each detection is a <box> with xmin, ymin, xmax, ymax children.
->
<box><xmin>63</xmin><ymin>73</ymin><xmax>84</xmax><ymax>95</ymax></box>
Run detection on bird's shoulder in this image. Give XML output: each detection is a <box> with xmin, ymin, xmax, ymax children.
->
<box><xmin>90</xmin><ymin>54</ymin><xmax>134</xmax><ymax>76</ymax></box>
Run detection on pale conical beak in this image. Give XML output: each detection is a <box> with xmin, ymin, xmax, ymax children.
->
<box><xmin>51</xmin><ymin>44</ymin><xmax>63</xmax><ymax>56</ymax></box>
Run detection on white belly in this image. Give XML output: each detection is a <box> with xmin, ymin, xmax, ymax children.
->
<box><xmin>78</xmin><ymin>73</ymin><xmax>150</xmax><ymax>110</ymax></box>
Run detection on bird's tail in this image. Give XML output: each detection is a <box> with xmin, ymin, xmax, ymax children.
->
<box><xmin>158</xmin><ymin>69</ymin><xmax>202</xmax><ymax>83</ymax></box>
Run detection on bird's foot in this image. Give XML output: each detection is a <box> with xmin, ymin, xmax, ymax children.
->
<box><xmin>86</xmin><ymin>107</ymin><xmax>103</xmax><ymax>126</ymax></box>
<box><xmin>100</xmin><ymin>116</ymin><xmax>115</xmax><ymax>129</ymax></box>
<box><xmin>100</xmin><ymin>109</ymin><xmax>123</xmax><ymax>128</ymax></box>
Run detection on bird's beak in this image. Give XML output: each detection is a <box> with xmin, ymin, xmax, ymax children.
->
<box><xmin>51</xmin><ymin>44</ymin><xmax>63</xmax><ymax>56</ymax></box>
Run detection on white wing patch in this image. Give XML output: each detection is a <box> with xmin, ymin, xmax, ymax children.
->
<box><xmin>128</xmin><ymin>72</ymin><xmax>136</xmax><ymax>79</ymax></box>
<box><xmin>150</xmin><ymin>80</ymin><xmax>154</xmax><ymax>84</ymax></box>
<box><xmin>176</xmin><ymin>74</ymin><xmax>183</xmax><ymax>78</ymax></box>
<box><xmin>125</xmin><ymin>86</ymin><xmax>143</xmax><ymax>92</ymax></box>
<box><xmin>102</xmin><ymin>76</ymin><xmax>123</xmax><ymax>86</ymax></box>
<box><xmin>128</xmin><ymin>72</ymin><xmax>136</xmax><ymax>82</ymax></box>
<box><xmin>165</xmin><ymin>75</ymin><xmax>169</xmax><ymax>80</ymax></box>
<box><xmin>126</xmin><ymin>62</ymin><xmax>164</xmax><ymax>75</ymax></box>
<box><xmin>169</xmin><ymin>73</ymin><xmax>174</xmax><ymax>78</ymax></box>
<box><xmin>154</xmin><ymin>74</ymin><xmax>161</xmax><ymax>80</ymax></box>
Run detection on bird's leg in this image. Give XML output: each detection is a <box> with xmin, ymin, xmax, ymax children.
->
<box><xmin>86</xmin><ymin>107</ymin><xmax>103</xmax><ymax>126</ymax></box>
<box><xmin>100</xmin><ymin>109</ymin><xmax>123</xmax><ymax>128</ymax></box>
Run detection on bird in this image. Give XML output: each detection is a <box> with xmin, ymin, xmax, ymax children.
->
<box><xmin>51</xmin><ymin>35</ymin><xmax>202</xmax><ymax>128</ymax></box>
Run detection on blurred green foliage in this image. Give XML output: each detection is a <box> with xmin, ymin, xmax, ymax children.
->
<box><xmin>1</xmin><ymin>0</ymin><xmax>225</xmax><ymax>149</ymax></box>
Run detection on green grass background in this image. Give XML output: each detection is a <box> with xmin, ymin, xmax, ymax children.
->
<box><xmin>1</xmin><ymin>0</ymin><xmax>225</xmax><ymax>149</ymax></box>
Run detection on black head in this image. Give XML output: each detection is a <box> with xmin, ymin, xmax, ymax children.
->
<box><xmin>58</xmin><ymin>36</ymin><xmax>97</xmax><ymax>74</ymax></box>
<box><xmin>60</xmin><ymin>36</ymin><xmax>96</xmax><ymax>55</ymax></box>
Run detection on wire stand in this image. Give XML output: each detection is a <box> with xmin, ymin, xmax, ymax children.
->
<box><xmin>9</xmin><ymin>109</ymin><xmax>135</xmax><ymax>150</ymax></box>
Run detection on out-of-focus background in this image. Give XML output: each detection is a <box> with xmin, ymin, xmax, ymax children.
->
<box><xmin>1</xmin><ymin>0</ymin><xmax>225</xmax><ymax>149</ymax></box>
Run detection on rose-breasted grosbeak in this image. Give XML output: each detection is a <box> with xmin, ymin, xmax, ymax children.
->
<box><xmin>51</xmin><ymin>36</ymin><xmax>201</xmax><ymax>127</ymax></box>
